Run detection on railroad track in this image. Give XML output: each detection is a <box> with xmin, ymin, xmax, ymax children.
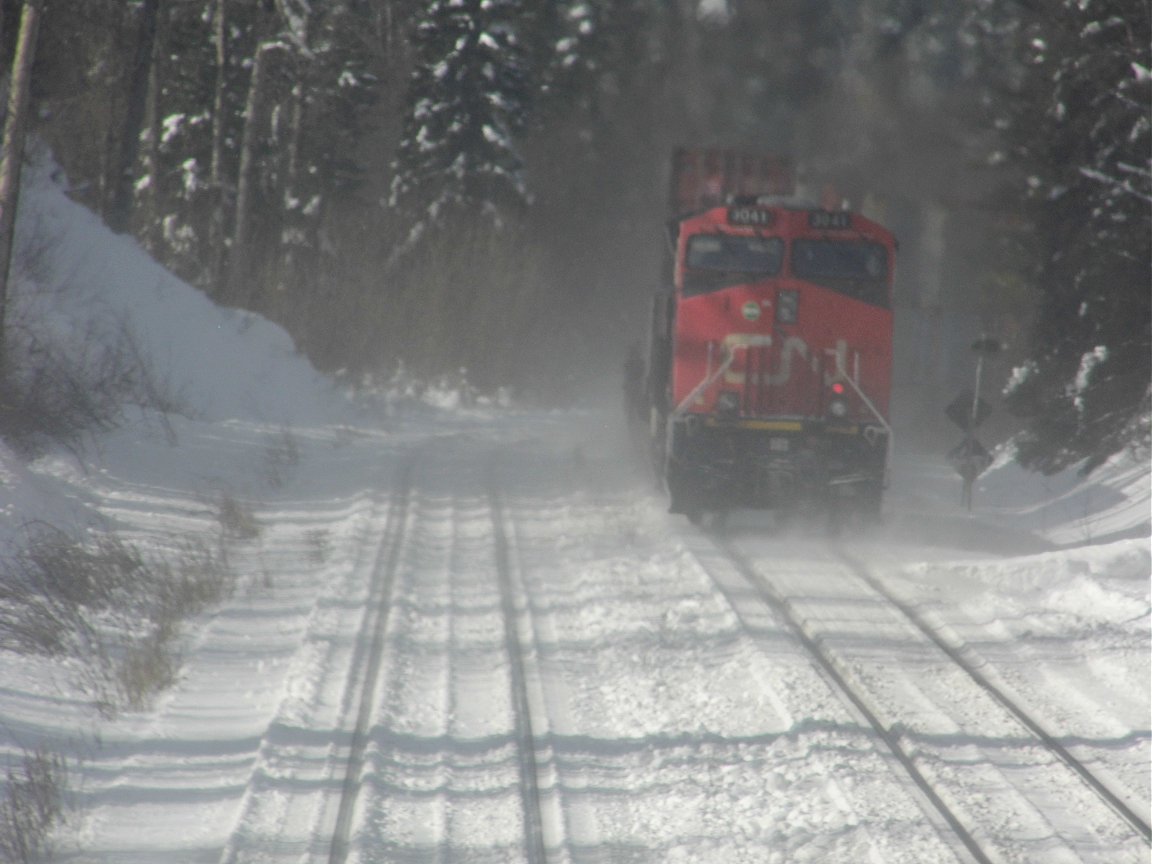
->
<box><xmin>226</xmin><ymin>438</ymin><xmax>1145</xmax><ymax>862</ymax></box>
<box><xmin>699</xmin><ymin>529</ymin><xmax>1151</xmax><ymax>864</ymax></box>
<box><xmin>214</xmin><ymin>460</ymin><xmax>417</xmax><ymax>864</ymax></box>
<box><xmin>323</xmin><ymin>450</ymin><xmax>557</xmax><ymax>863</ymax></box>
<box><xmin>327</xmin><ymin>461</ymin><xmax>414</xmax><ymax>864</ymax></box>
<box><xmin>488</xmin><ymin>474</ymin><xmax>551</xmax><ymax>863</ymax></box>
<box><xmin>835</xmin><ymin>547</ymin><xmax>1152</xmax><ymax>846</ymax></box>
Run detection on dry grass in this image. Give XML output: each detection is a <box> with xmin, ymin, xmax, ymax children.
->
<box><xmin>0</xmin><ymin>745</ymin><xmax>67</xmax><ymax>863</ymax></box>
<box><xmin>217</xmin><ymin>493</ymin><xmax>262</xmax><ymax>541</ymax></box>
<box><xmin>0</xmin><ymin>525</ymin><xmax>232</xmax><ymax>716</ymax></box>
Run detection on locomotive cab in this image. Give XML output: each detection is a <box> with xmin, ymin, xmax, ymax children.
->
<box><xmin>652</xmin><ymin>197</ymin><xmax>896</xmax><ymax>522</ymax></box>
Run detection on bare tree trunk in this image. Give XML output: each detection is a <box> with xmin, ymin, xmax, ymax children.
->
<box><xmin>208</xmin><ymin>0</ymin><xmax>228</xmax><ymax>293</ymax></box>
<box><xmin>107</xmin><ymin>0</ymin><xmax>161</xmax><ymax>233</ymax></box>
<box><xmin>210</xmin><ymin>0</ymin><xmax>228</xmax><ymax>195</ymax></box>
<box><xmin>0</xmin><ymin>0</ymin><xmax>43</xmax><ymax>377</ymax></box>
<box><xmin>376</xmin><ymin>0</ymin><xmax>397</xmax><ymax>66</ymax></box>
<box><xmin>229</xmin><ymin>39</ymin><xmax>285</xmax><ymax>306</ymax></box>
<box><xmin>141</xmin><ymin>0</ymin><xmax>167</xmax><ymax>253</ymax></box>
<box><xmin>280</xmin><ymin>80</ymin><xmax>306</xmax><ymax>284</ymax></box>
<box><xmin>272</xmin><ymin>1</ymin><xmax>312</xmax><ymax>319</ymax></box>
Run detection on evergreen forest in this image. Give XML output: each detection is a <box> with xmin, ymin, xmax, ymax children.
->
<box><xmin>2</xmin><ymin>0</ymin><xmax>1149</xmax><ymax>473</ymax></box>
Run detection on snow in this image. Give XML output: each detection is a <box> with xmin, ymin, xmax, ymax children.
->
<box><xmin>18</xmin><ymin>154</ymin><xmax>339</xmax><ymax>427</ymax></box>
<box><xmin>0</xmin><ymin>164</ymin><xmax>1148</xmax><ymax>862</ymax></box>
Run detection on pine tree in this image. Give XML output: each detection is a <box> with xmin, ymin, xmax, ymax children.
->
<box><xmin>389</xmin><ymin>0</ymin><xmax>530</xmax><ymax>248</ymax></box>
<box><xmin>259</xmin><ymin>0</ymin><xmax>382</xmax><ymax>356</ymax></box>
<box><xmin>142</xmin><ymin>1</ymin><xmax>237</xmax><ymax>287</ymax></box>
<box><xmin>1002</xmin><ymin>0</ymin><xmax>1151</xmax><ymax>473</ymax></box>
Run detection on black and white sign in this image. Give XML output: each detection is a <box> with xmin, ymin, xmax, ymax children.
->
<box><xmin>949</xmin><ymin>437</ymin><xmax>993</xmax><ymax>480</ymax></box>
<box><xmin>946</xmin><ymin>389</ymin><xmax>991</xmax><ymax>431</ymax></box>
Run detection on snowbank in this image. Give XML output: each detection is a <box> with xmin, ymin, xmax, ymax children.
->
<box><xmin>14</xmin><ymin>154</ymin><xmax>340</xmax><ymax>426</ymax></box>
<box><xmin>977</xmin><ymin>448</ymin><xmax>1151</xmax><ymax>547</ymax></box>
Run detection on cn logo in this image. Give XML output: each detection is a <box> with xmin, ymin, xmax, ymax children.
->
<box><xmin>720</xmin><ymin>335</ymin><xmax>852</xmax><ymax>387</ymax></box>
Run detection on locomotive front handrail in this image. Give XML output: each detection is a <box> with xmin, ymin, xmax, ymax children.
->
<box><xmin>672</xmin><ymin>345</ymin><xmax>742</xmax><ymax>418</ymax></box>
<box><xmin>670</xmin><ymin>335</ymin><xmax>776</xmax><ymax>417</ymax></box>
<box><xmin>834</xmin><ymin>354</ymin><xmax>894</xmax><ymax>488</ymax></box>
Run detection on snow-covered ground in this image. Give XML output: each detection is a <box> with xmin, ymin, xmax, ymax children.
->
<box><xmin>0</xmin><ymin>164</ymin><xmax>1148</xmax><ymax>863</ymax></box>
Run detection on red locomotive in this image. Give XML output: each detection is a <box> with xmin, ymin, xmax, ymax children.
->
<box><xmin>635</xmin><ymin>148</ymin><xmax>897</xmax><ymax>523</ymax></box>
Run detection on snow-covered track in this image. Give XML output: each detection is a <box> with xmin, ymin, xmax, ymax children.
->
<box><xmin>327</xmin><ymin>462</ymin><xmax>415</xmax><ymax>864</ymax></box>
<box><xmin>206</xmin><ymin>454</ymin><xmax>419</xmax><ymax>864</ymax></box>
<box><xmin>325</xmin><ymin>441</ymin><xmax>573</xmax><ymax>863</ymax></box>
<box><xmin>708</xmin><ymin>535</ymin><xmax>994</xmax><ymax>864</ymax></box>
<box><xmin>835</xmin><ymin>547</ymin><xmax>1152</xmax><ymax>846</ymax></box>
<box><xmin>488</xmin><ymin>475</ymin><xmax>550</xmax><ymax>863</ymax></box>
<box><xmin>700</xmin><ymin>530</ymin><xmax>1150</xmax><ymax>864</ymax></box>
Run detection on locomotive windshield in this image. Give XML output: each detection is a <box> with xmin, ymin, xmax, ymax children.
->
<box><xmin>792</xmin><ymin>239</ymin><xmax>889</xmax><ymax>307</ymax></box>
<box><xmin>683</xmin><ymin>234</ymin><xmax>783</xmax><ymax>296</ymax></box>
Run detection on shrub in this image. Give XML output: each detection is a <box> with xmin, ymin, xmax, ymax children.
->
<box><xmin>260</xmin><ymin>428</ymin><xmax>301</xmax><ymax>488</ymax></box>
<box><xmin>0</xmin><ymin>745</ymin><xmax>67</xmax><ymax>864</ymax></box>
<box><xmin>216</xmin><ymin>493</ymin><xmax>262</xmax><ymax>540</ymax></box>
<box><xmin>0</xmin><ymin>223</ymin><xmax>191</xmax><ymax>456</ymax></box>
<box><xmin>0</xmin><ymin>525</ymin><xmax>232</xmax><ymax>716</ymax></box>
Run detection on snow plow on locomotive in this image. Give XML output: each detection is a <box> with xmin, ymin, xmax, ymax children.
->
<box><xmin>633</xmin><ymin>148</ymin><xmax>897</xmax><ymax>523</ymax></box>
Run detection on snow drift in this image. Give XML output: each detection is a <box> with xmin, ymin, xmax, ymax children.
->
<box><xmin>13</xmin><ymin>153</ymin><xmax>340</xmax><ymax>426</ymax></box>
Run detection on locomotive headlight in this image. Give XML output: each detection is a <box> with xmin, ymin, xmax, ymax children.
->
<box><xmin>776</xmin><ymin>290</ymin><xmax>798</xmax><ymax>324</ymax></box>
<box><xmin>715</xmin><ymin>390</ymin><xmax>741</xmax><ymax>417</ymax></box>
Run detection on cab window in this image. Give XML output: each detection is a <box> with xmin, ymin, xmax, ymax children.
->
<box><xmin>792</xmin><ymin>240</ymin><xmax>889</xmax><ymax>307</ymax></box>
<box><xmin>683</xmin><ymin>234</ymin><xmax>783</xmax><ymax>296</ymax></box>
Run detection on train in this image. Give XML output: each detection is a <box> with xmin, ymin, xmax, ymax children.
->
<box><xmin>629</xmin><ymin>148</ymin><xmax>897</xmax><ymax>524</ymax></box>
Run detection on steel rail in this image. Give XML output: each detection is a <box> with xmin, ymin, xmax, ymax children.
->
<box><xmin>836</xmin><ymin>548</ymin><xmax>1152</xmax><ymax>846</ymax></box>
<box><xmin>488</xmin><ymin>475</ymin><xmax>550</xmax><ymax>864</ymax></box>
<box><xmin>709</xmin><ymin>535</ymin><xmax>996</xmax><ymax>864</ymax></box>
<box><xmin>327</xmin><ymin>461</ymin><xmax>414</xmax><ymax>864</ymax></box>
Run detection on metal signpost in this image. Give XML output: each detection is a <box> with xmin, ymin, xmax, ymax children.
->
<box><xmin>946</xmin><ymin>337</ymin><xmax>1002</xmax><ymax>509</ymax></box>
